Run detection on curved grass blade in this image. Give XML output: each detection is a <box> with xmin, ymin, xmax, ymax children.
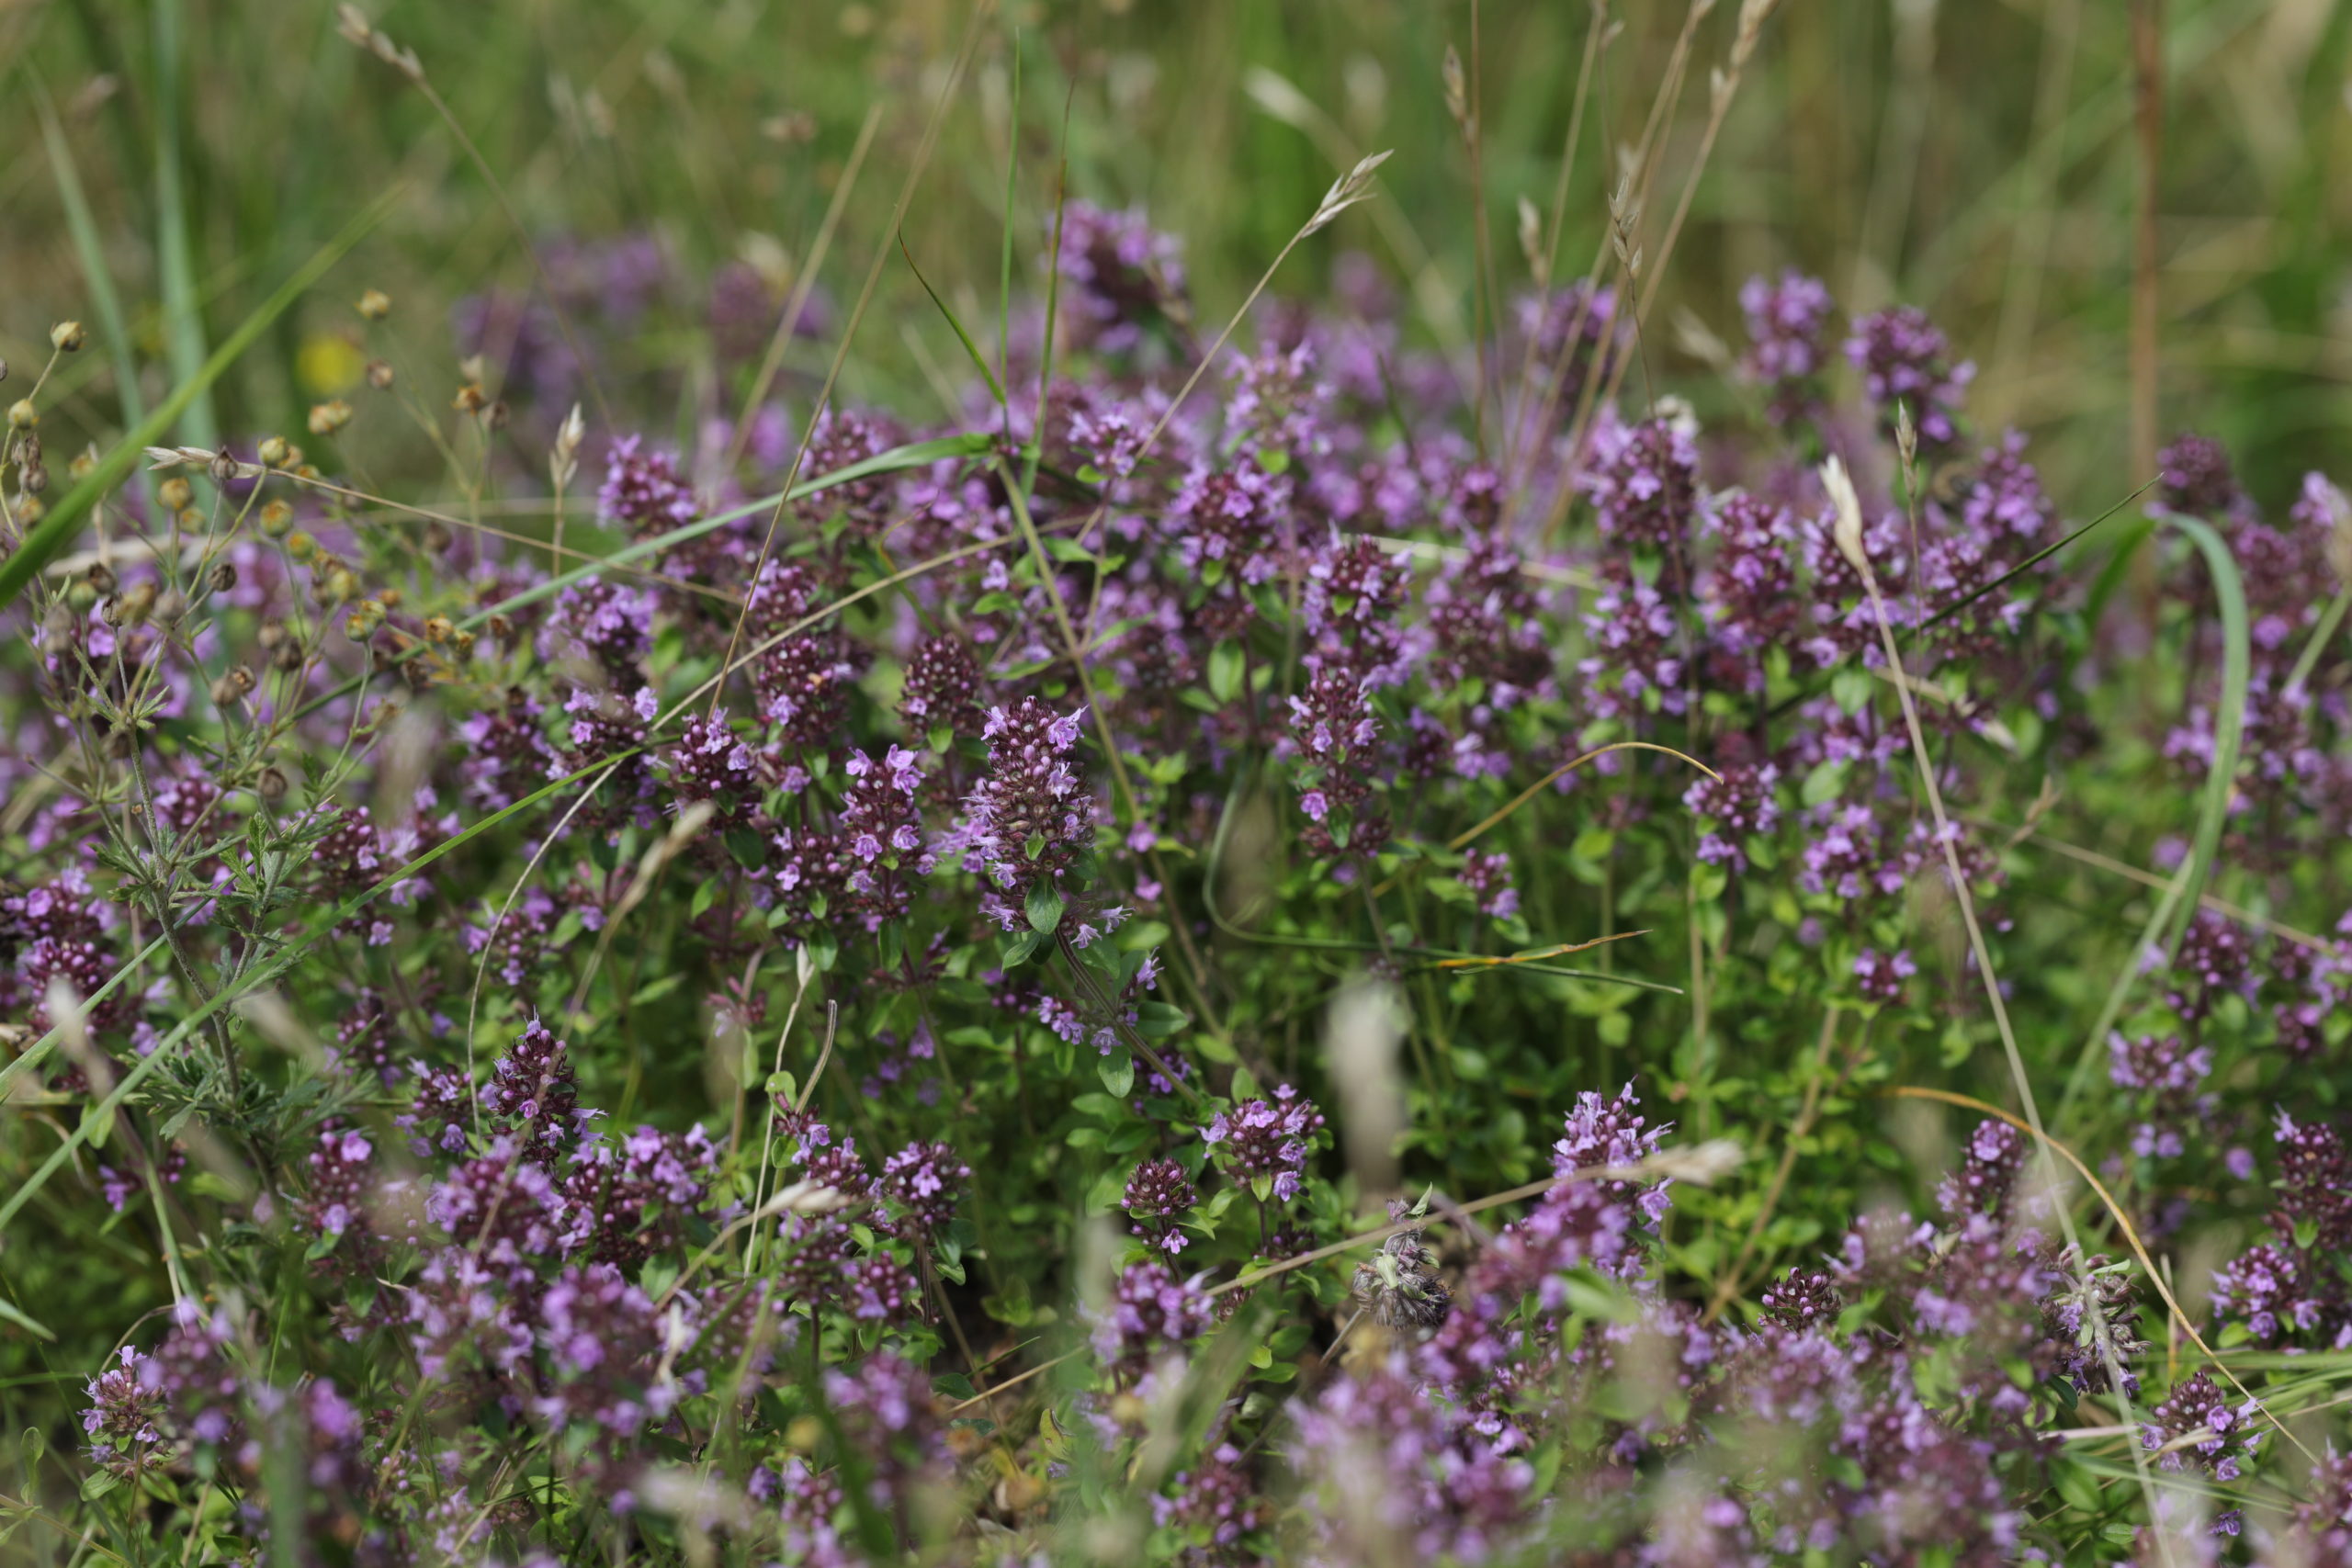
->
<box><xmin>2056</xmin><ymin>513</ymin><xmax>2249</xmax><ymax>1122</ymax></box>
<box><xmin>0</xmin><ymin>186</ymin><xmax>403</xmax><ymax>612</ymax></box>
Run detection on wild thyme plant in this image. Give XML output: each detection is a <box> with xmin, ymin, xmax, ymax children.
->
<box><xmin>6</xmin><ymin>26</ymin><xmax>2352</xmax><ymax>1568</ymax></box>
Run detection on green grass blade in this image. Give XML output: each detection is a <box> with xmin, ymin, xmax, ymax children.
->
<box><xmin>0</xmin><ymin>1298</ymin><xmax>56</xmax><ymax>1342</ymax></box>
<box><xmin>1919</xmin><ymin>478</ymin><xmax>2154</xmax><ymax>632</ymax></box>
<box><xmin>999</xmin><ymin>28</ymin><xmax>1021</xmax><ymax>408</ymax></box>
<box><xmin>2055</xmin><ymin>513</ymin><xmax>2250</xmax><ymax>1123</ymax></box>
<box><xmin>899</xmin><ymin>226</ymin><xmax>1007</xmax><ymax>407</ymax></box>
<box><xmin>153</xmin><ymin>0</ymin><xmax>216</xmax><ymax>449</ymax></box>
<box><xmin>35</xmin><ymin>89</ymin><xmax>146</xmax><ymax>434</ymax></box>
<box><xmin>0</xmin><ymin>187</ymin><xmax>402</xmax><ymax>613</ymax></box>
<box><xmin>0</xmin><ymin>935</ymin><xmax>170</xmax><ymax>1100</ymax></box>
<box><xmin>0</xmin><ymin>750</ymin><xmax>634</xmax><ymax>1237</ymax></box>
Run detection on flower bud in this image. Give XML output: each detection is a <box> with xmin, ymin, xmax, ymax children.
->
<box><xmin>259</xmin><ymin>500</ymin><xmax>295</xmax><ymax>537</ymax></box>
<box><xmin>69</xmin><ymin>446</ymin><xmax>96</xmax><ymax>479</ymax></box>
<box><xmin>50</xmin><ymin>321</ymin><xmax>86</xmax><ymax>353</ymax></box>
<box><xmin>64</xmin><ymin>578</ymin><xmax>96</xmax><ymax>613</ymax></box>
<box><xmin>273</xmin><ymin>637</ymin><xmax>305</xmax><ymax>673</ymax></box>
<box><xmin>13</xmin><ymin>494</ymin><xmax>42</xmax><ymax>525</ymax></box>
<box><xmin>345</xmin><ymin>601</ymin><xmax>384</xmax><ymax>639</ymax></box>
<box><xmin>7</xmin><ymin>400</ymin><xmax>36</xmax><ymax>430</ymax></box>
<box><xmin>366</xmin><ymin>359</ymin><xmax>394</xmax><ymax>389</ymax></box>
<box><xmin>85</xmin><ymin>561</ymin><xmax>117</xmax><ymax>595</ymax></box>
<box><xmin>153</xmin><ymin>589</ymin><xmax>187</xmax><ymax>626</ymax></box>
<box><xmin>257</xmin><ymin>434</ymin><xmax>293</xmax><ymax>468</ymax></box>
<box><xmin>356</xmin><ymin>288</ymin><xmax>391</xmax><ymax>321</ymax></box>
<box><xmin>286</xmin><ymin>531</ymin><xmax>318</xmax><ymax>563</ymax></box>
<box><xmin>308</xmin><ymin>400</ymin><xmax>354</xmax><ymax>436</ymax></box>
<box><xmin>158</xmin><ymin>477</ymin><xmax>195</xmax><ymax>513</ymax></box>
<box><xmin>422</xmin><ymin>614</ymin><xmax>455</xmax><ymax>644</ymax></box>
<box><xmin>209</xmin><ymin>445</ymin><xmax>239</xmax><ymax>487</ymax></box>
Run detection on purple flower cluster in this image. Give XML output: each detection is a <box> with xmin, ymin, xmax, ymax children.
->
<box><xmin>1203</xmin><ymin>1085</ymin><xmax>1325</xmax><ymax>1204</ymax></box>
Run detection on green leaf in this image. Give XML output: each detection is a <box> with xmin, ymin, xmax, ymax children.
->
<box><xmin>724</xmin><ymin>829</ymin><xmax>768</xmax><ymax>869</ymax></box>
<box><xmin>1799</xmin><ymin>758</ymin><xmax>1849</xmax><ymax>807</ymax></box>
<box><xmin>1134</xmin><ymin>1000</ymin><xmax>1190</xmax><ymax>1038</ymax></box>
<box><xmin>1207</xmin><ymin>640</ymin><xmax>1246</xmax><ymax>704</ymax></box>
<box><xmin>1830</xmin><ymin>666</ymin><xmax>1875</xmax><ymax>715</ymax></box>
<box><xmin>1025</xmin><ymin>883</ymin><xmax>1066</xmax><ymax>934</ymax></box>
<box><xmin>1098</xmin><ymin>1048</ymin><xmax>1136</xmax><ymax>1099</ymax></box>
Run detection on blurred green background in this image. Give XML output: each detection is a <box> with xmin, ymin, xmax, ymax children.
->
<box><xmin>2</xmin><ymin>0</ymin><xmax>2348</xmax><ymax>507</ymax></box>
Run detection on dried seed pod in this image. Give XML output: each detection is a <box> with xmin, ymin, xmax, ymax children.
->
<box><xmin>366</xmin><ymin>359</ymin><xmax>394</xmax><ymax>389</ymax></box>
<box><xmin>256</xmin><ymin>765</ymin><xmax>289</xmax><ymax>802</ymax></box>
<box><xmin>208</xmin><ymin>561</ymin><xmax>239</xmax><ymax>594</ymax></box>
<box><xmin>209</xmin><ymin>670</ymin><xmax>250</xmax><ymax>706</ymax></box>
<box><xmin>259</xmin><ymin>500</ymin><xmax>295</xmax><ymax>538</ymax></box>
<box><xmin>159</xmin><ymin>477</ymin><xmax>195</xmax><ymax>513</ymax></box>
<box><xmin>7</xmin><ymin>400</ymin><xmax>36</xmax><ymax>431</ymax></box>
<box><xmin>85</xmin><ymin>562</ymin><xmax>117</xmax><ymax>595</ymax></box>
<box><xmin>422</xmin><ymin>614</ymin><xmax>456</xmax><ymax>644</ymax></box>
<box><xmin>1351</xmin><ymin>1212</ymin><xmax>1452</xmax><ymax>1330</ymax></box>
<box><xmin>272</xmin><ymin>637</ymin><xmax>305</xmax><ymax>673</ymax></box>
<box><xmin>256</xmin><ymin>618</ymin><xmax>288</xmax><ymax>650</ymax></box>
<box><xmin>116</xmin><ymin>581</ymin><xmax>158</xmax><ymax>626</ymax></box>
<box><xmin>308</xmin><ymin>400</ymin><xmax>354</xmax><ymax>436</ymax></box>
<box><xmin>356</xmin><ymin>288</ymin><xmax>391</xmax><ymax>321</ymax></box>
<box><xmin>20</xmin><ymin>459</ymin><xmax>47</xmax><ymax>495</ymax></box>
<box><xmin>452</xmin><ymin>382</ymin><xmax>488</xmax><ymax>415</ymax></box>
<box><xmin>50</xmin><ymin>321</ymin><xmax>86</xmax><ymax>353</ymax></box>
<box><xmin>257</xmin><ymin>434</ymin><xmax>293</xmax><ymax>468</ymax></box>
